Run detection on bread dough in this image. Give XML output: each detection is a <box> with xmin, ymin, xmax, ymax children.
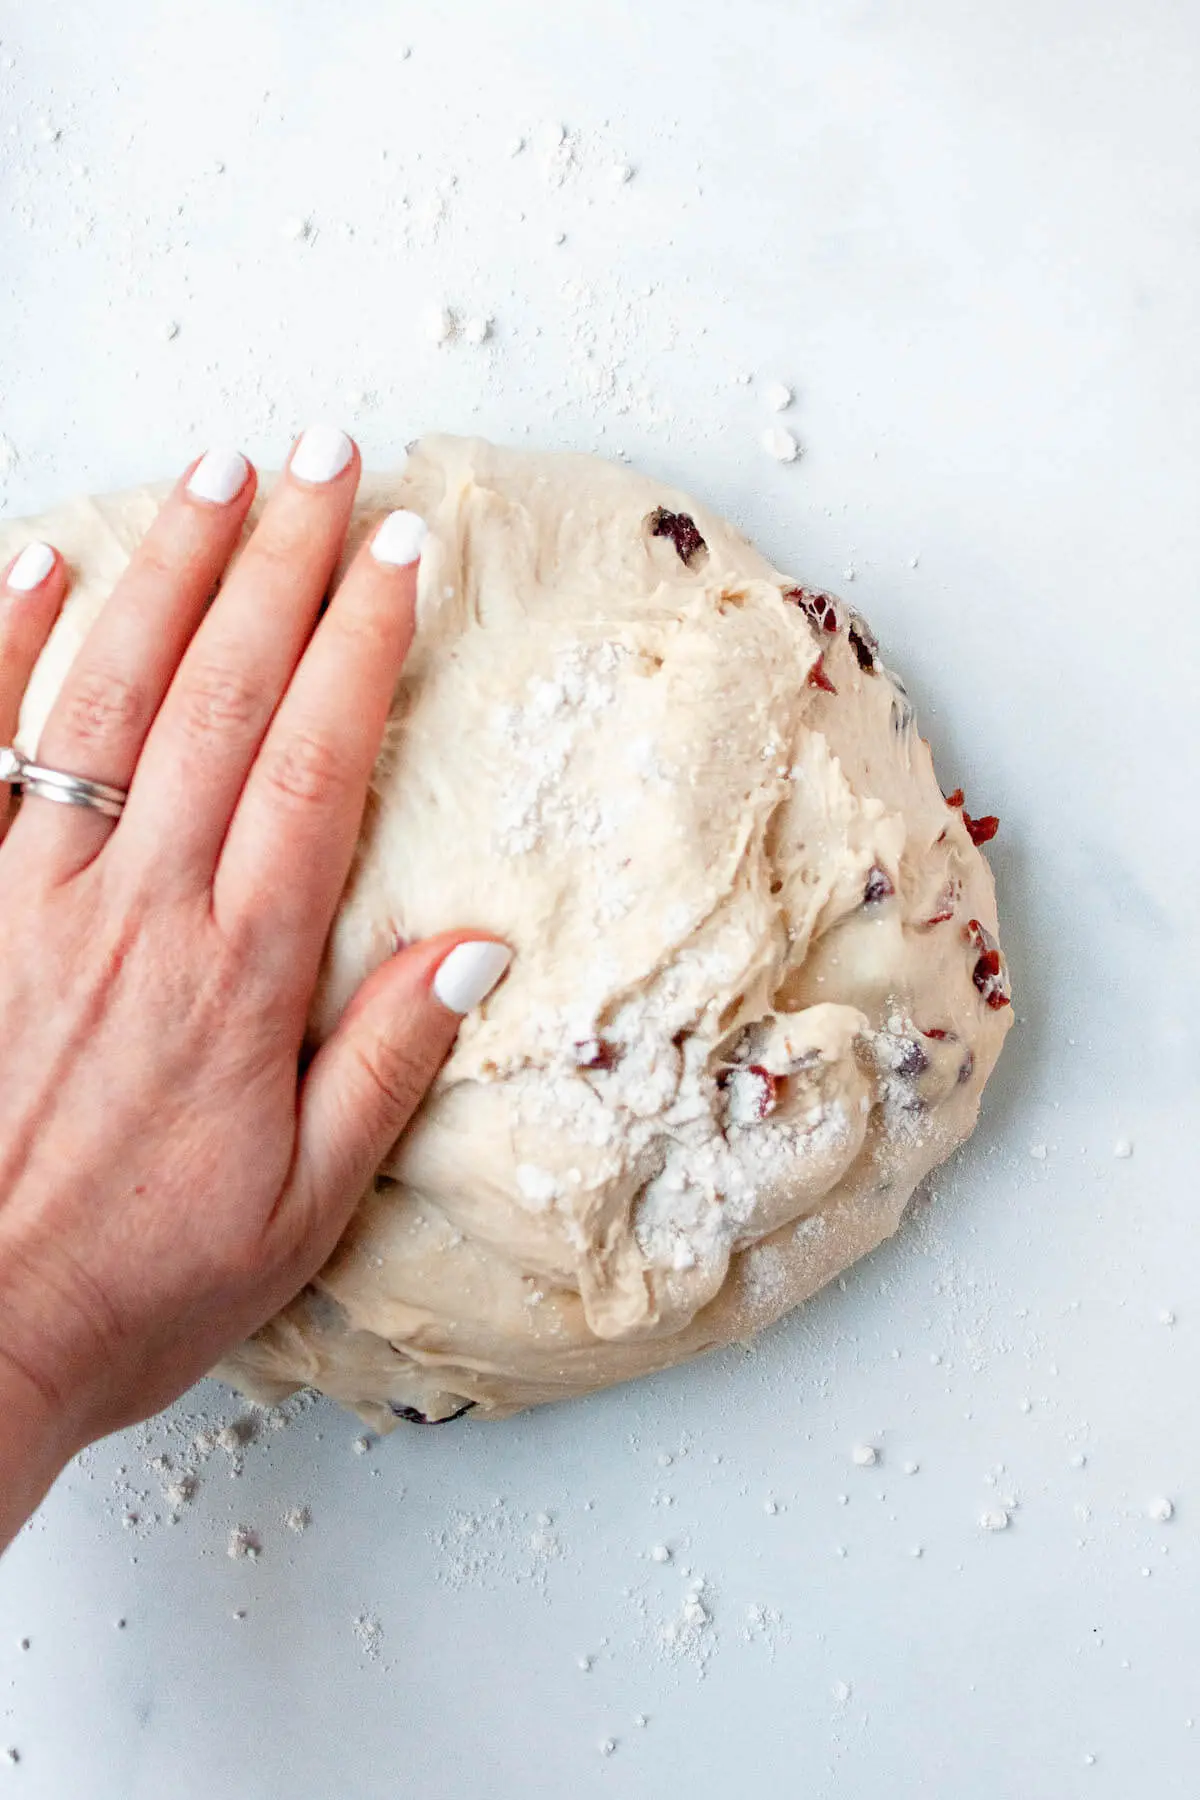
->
<box><xmin>6</xmin><ymin>436</ymin><xmax>1012</xmax><ymax>1428</ymax></box>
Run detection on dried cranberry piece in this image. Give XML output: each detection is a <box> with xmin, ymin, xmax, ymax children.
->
<box><xmin>649</xmin><ymin>507</ymin><xmax>707</xmax><ymax>568</ymax></box>
<box><xmin>895</xmin><ymin>1041</ymin><xmax>930</xmax><ymax>1079</ymax></box>
<box><xmin>389</xmin><ymin>1401</ymin><xmax>476</xmax><ymax>1425</ymax></box>
<box><xmin>921</xmin><ymin>1027</ymin><xmax>951</xmax><ymax>1040</ymax></box>
<box><xmin>743</xmin><ymin>1064</ymin><xmax>779</xmax><ymax>1118</ymax></box>
<box><xmin>944</xmin><ymin>790</ymin><xmax>999</xmax><ymax>847</ymax></box>
<box><xmin>863</xmin><ymin>866</ymin><xmax>895</xmax><ymax>904</ymax></box>
<box><xmin>966</xmin><ymin>918</ymin><xmax>1011</xmax><ymax>1010</ymax></box>
<box><xmin>784</xmin><ymin>587</ymin><xmax>839</xmax><ymax>632</ymax></box>
<box><xmin>963</xmin><ymin>811</ymin><xmax>1000</xmax><ymax>847</ymax></box>
<box><xmin>807</xmin><ymin>653</ymin><xmax>838</xmax><ymax>694</ymax></box>
<box><xmin>720</xmin><ymin>1062</ymin><xmax>779</xmax><ymax>1124</ymax></box>
<box><xmin>575</xmin><ymin>1036</ymin><xmax>621</xmax><ymax>1070</ymax></box>
<box><xmin>957</xmin><ymin>1049</ymin><xmax>976</xmax><ymax>1084</ymax></box>
<box><xmin>847</xmin><ymin>617</ymin><xmax>879</xmax><ymax>673</ymax></box>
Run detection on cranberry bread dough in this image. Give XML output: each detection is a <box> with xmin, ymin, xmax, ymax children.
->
<box><xmin>8</xmin><ymin>436</ymin><xmax>1012</xmax><ymax>1428</ymax></box>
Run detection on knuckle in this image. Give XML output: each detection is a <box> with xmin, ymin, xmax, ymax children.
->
<box><xmin>177</xmin><ymin>662</ymin><xmax>263</xmax><ymax>743</ymax></box>
<box><xmin>355</xmin><ymin>1036</ymin><xmax>431</xmax><ymax>1123</ymax></box>
<box><xmin>327</xmin><ymin>601</ymin><xmax>395</xmax><ymax>661</ymax></box>
<box><xmin>248</xmin><ymin>522</ymin><xmax>313</xmax><ymax>585</ymax></box>
<box><xmin>59</xmin><ymin>666</ymin><xmax>146</xmax><ymax>746</ymax></box>
<box><xmin>261</xmin><ymin>730</ymin><xmax>352</xmax><ymax>809</ymax></box>
<box><xmin>134</xmin><ymin>542</ymin><xmax>182</xmax><ymax>589</ymax></box>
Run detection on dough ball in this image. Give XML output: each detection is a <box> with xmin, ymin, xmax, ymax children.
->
<box><xmin>8</xmin><ymin>436</ymin><xmax>1012</xmax><ymax>1428</ymax></box>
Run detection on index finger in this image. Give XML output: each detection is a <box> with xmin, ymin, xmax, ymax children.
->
<box><xmin>212</xmin><ymin>508</ymin><xmax>427</xmax><ymax>965</ymax></box>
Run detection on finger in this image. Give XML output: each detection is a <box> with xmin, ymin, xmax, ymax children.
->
<box><xmin>213</xmin><ymin>508</ymin><xmax>426</xmax><ymax>965</ymax></box>
<box><xmin>14</xmin><ymin>450</ymin><xmax>255</xmax><ymax>876</ymax></box>
<box><xmin>280</xmin><ymin>935</ymin><xmax>512</xmax><ymax>1261</ymax></box>
<box><xmin>0</xmin><ymin>543</ymin><xmax>67</xmax><ymax>842</ymax></box>
<box><xmin>123</xmin><ymin>425</ymin><xmax>359</xmax><ymax>887</ymax></box>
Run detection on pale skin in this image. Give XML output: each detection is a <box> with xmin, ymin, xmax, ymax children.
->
<box><xmin>0</xmin><ymin>430</ymin><xmax>510</xmax><ymax>1552</ymax></box>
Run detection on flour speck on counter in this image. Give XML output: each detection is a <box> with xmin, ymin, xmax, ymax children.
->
<box><xmin>352</xmin><ymin>1614</ymin><xmax>384</xmax><ymax>1661</ymax></box>
<box><xmin>761</xmin><ymin>425</ymin><xmax>800</xmax><ymax>462</ymax></box>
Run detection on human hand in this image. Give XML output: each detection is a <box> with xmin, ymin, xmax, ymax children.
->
<box><xmin>0</xmin><ymin>428</ymin><xmax>510</xmax><ymax>1504</ymax></box>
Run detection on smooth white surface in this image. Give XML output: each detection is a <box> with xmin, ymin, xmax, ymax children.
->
<box><xmin>2</xmin><ymin>2</ymin><xmax>1198</xmax><ymax>1796</ymax></box>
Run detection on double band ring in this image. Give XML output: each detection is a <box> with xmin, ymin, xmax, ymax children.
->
<box><xmin>0</xmin><ymin>746</ymin><xmax>128</xmax><ymax>821</ymax></box>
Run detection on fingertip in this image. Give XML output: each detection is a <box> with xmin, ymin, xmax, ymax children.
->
<box><xmin>288</xmin><ymin>424</ymin><xmax>357</xmax><ymax>487</ymax></box>
<box><xmin>370</xmin><ymin>510</ymin><xmax>428</xmax><ymax>569</ymax></box>
<box><xmin>430</xmin><ymin>939</ymin><xmax>513</xmax><ymax>1016</ymax></box>
<box><xmin>344</xmin><ymin>931</ymin><xmax>513</xmax><ymax>1027</ymax></box>
<box><xmin>1</xmin><ymin>543</ymin><xmax>67</xmax><ymax>749</ymax></box>
<box><xmin>4</xmin><ymin>540</ymin><xmax>61</xmax><ymax>598</ymax></box>
<box><xmin>184</xmin><ymin>448</ymin><xmax>255</xmax><ymax>509</ymax></box>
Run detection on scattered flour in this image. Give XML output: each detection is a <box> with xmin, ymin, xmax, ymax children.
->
<box><xmin>353</xmin><ymin>1614</ymin><xmax>384</xmax><ymax>1660</ymax></box>
<box><xmin>741</xmin><ymin>1603</ymin><xmax>786</xmax><ymax>1658</ymax></box>
<box><xmin>227</xmin><ymin>1526</ymin><xmax>261</xmax><ymax>1561</ymax></box>
<box><xmin>430</xmin><ymin>1499</ymin><xmax>563</xmax><ymax>1593</ymax></box>
<box><xmin>650</xmin><ymin>1575</ymin><xmax>717</xmax><ymax>1676</ymax></box>
<box><xmin>761</xmin><ymin>426</ymin><xmax>799</xmax><ymax>462</ymax></box>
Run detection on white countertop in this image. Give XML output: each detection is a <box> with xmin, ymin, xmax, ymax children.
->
<box><xmin>2</xmin><ymin>3</ymin><xmax>1198</xmax><ymax>1795</ymax></box>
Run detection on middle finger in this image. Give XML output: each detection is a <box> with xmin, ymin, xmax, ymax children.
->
<box><xmin>124</xmin><ymin>425</ymin><xmax>359</xmax><ymax>885</ymax></box>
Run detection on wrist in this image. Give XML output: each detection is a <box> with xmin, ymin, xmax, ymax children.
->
<box><xmin>0</xmin><ymin>1346</ymin><xmax>74</xmax><ymax>1552</ymax></box>
<box><xmin>0</xmin><ymin>1242</ymin><xmax>91</xmax><ymax>1550</ymax></box>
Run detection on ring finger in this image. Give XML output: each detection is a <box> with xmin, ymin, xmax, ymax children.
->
<box><xmin>13</xmin><ymin>448</ymin><xmax>256</xmax><ymax>875</ymax></box>
<box><xmin>0</xmin><ymin>542</ymin><xmax>68</xmax><ymax>844</ymax></box>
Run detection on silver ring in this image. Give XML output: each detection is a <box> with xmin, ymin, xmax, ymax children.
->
<box><xmin>0</xmin><ymin>746</ymin><xmax>128</xmax><ymax>821</ymax></box>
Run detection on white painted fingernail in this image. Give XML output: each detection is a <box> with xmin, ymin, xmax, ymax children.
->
<box><xmin>6</xmin><ymin>541</ymin><xmax>55</xmax><ymax>592</ymax></box>
<box><xmin>432</xmin><ymin>941</ymin><xmax>512</xmax><ymax>1015</ymax></box>
<box><xmin>371</xmin><ymin>510</ymin><xmax>428</xmax><ymax>567</ymax></box>
<box><xmin>290</xmin><ymin>423</ymin><xmax>353</xmax><ymax>485</ymax></box>
<box><xmin>187</xmin><ymin>448</ymin><xmax>249</xmax><ymax>505</ymax></box>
